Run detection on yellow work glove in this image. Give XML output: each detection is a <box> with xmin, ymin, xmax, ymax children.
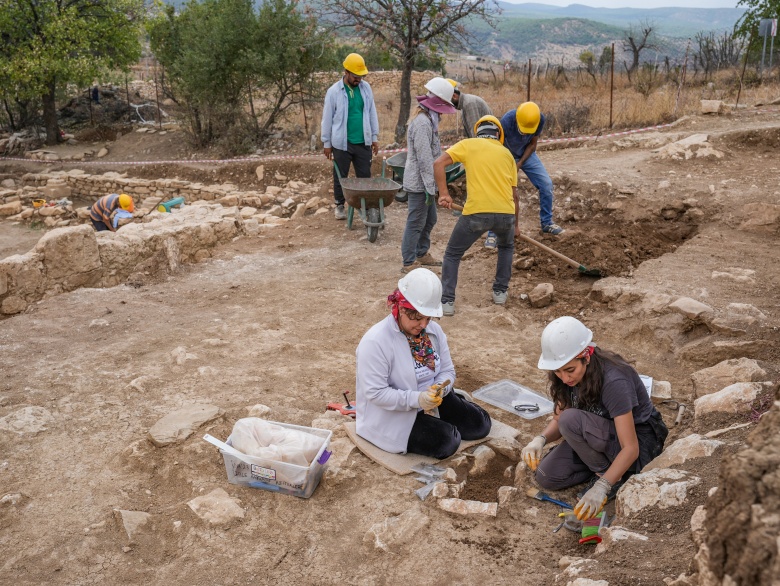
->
<box><xmin>521</xmin><ymin>435</ymin><xmax>546</xmax><ymax>471</ymax></box>
<box><xmin>417</xmin><ymin>391</ymin><xmax>442</xmax><ymax>411</ymax></box>
<box><xmin>574</xmin><ymin>477</ymin><xmax>611</xmax><ymax>521</ymax></box>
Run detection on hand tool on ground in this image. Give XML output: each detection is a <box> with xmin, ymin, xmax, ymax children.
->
<box><xmin>424</xmin><ymin>379</ymin><xmax>451</xmax><ymax>415</ymax></box>
<box><xmin>326</xmin><ymin>391</ymin><xmax>356</xmax><ymax>418</ymax></box>
<box><xmin>446</xmin><ymin>203</ymin><xmax>602</xmax><ymax>277</ymax></box>
<box><xmin>661</xmin><ymin>399</ymin><xmax>687</xmax><ymax>425</ymax></box>
<box><xmin>526</xmin><ymin>488</ymin><xmax>574</xmax><ymax>509</ymax></box>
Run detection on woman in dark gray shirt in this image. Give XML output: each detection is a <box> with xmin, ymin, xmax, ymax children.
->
<box><xmin>521</xmin><ymin>316</ymin><xmax>668</xmax><ymax>520</ymax></box>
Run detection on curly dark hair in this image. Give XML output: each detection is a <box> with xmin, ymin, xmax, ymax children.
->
<box><xmin>548</xmin><ymin>346</ymin><xmax>635</xmax><ymax>411</ymax></box>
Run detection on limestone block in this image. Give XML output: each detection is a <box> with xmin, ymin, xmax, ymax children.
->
<box><xmin>290</xmin><ymin>203</ymin><xmax>306</xmax><ymax>219</ymax></box>
<box><xmin>265</xmin><ymin>186</ymin><xmax>282</xmax><ymax>196</ymax></box>
<box><xmin>255</xmin><ymin>165</ymin><xmax>264</xmax><ymax>181</ymax></box>
<box><xmin>0</xmin><ymin>271</ymin><xmax>6</xmax><ymax>295</ymax></box>
<box><xmin>700</xmin><ymin>100</ymin><xmax>723</xmax><ymax>114</ymax></box>
<box><xmin>668</xmin><ymin>297</ymin><xmax>713</xmax><ymax>319</ymax></box>
<box><xmin>644</xmin><ymin>434</ymin><xmax>723</xmax><ymax>470</ymax></box>
<box><xmin>43</xmin><ymin>216</ymin><xmax>59</xmax><ymax>227</ymax></box>
<box><xmin>529</xmin><ymin>282</ymin><xmax>554</xmax><ymax>308</ymax></box>
<box><xmin>0</xmin><ymin>406</ymin><xmax>55</xmax><ymax>434</ymax></box>
<box><xmin>35</xmin><ymin>225</ymin><xmax>102</xmax><ymax>290</ymax></box>
<box><xmin>0</xmin><ymin>200</ymin><xmax>22</xmax><ymax>216</ymax></box>
<box><xmin>616</xmin><ymin>468</ymin><xmax>701</xmax><ymax>517</ymax></box>
<box><xmin>0</xmin><ymin>252</ymin><xmax>45</xmax><ymax>300</ymax></box>
<box><xmin>694</xmin><ymin>382</ymin><xmax>762</xmax><ymax>418</ymax></box>
<box><xmin>690</xmin><ymin>505</ymin><xmax>707</xmax><ymax>547</ymax></box>
<box><xmin>96</xmin><ymin>148</ymin><xmax>108</xmax><ymax>158</ymax></box>
<box><xmin>498</xmin><ymin>486</ymin><xmax>518</xmax><ymax>507</ymax></box>
<box><xmin>711</xmin><ymin>267</ymin><xmax>756</xmax><ymax>284</ymax></box>
<box><xmin>305</xmin><ymin>196</ymin><xmax>321</xmax><ymax>210</ymax></box>
<box><xmin>322</xmin><ymin>438</ymin><xmax>356</xmax><ymax>484</ymax></box>
<box><xmin>37</xmin><ymin>205</ymin><xmax>65</xmax><ymax>217</ymax></box>
<box><xmin>247</xmin><ymin>404</ymin><xmax>271</xmax><ymax>418</ymax></box>
<box><xmin>267</xmin><ymin>205</ymin><xmax>283</xmax><ymax>217</ymax></box>
<box><xmin>691</xmin><ymin>358</ymin><xmax>767</xmax><ymax>398</ymax></box>
<box><xmin>113</xmin><ymin>509</ymin><xmax>152</xmax><ymax>543</ymax></box>
<box><xmin>486</xmin><ymin>437</ymin><xmax>523</xmax><ymax>462</ymax></box>
<box><xmin>1</xmin><ymin>179</ymin><xmax>15</xmax><ymax>188</ymax></box>
<box><xmin>41</xmin><ymin>184</ymin><xmax>72</xmax><ymax>199</ymax></box>
<box><xmin>438</xmin><ymin>498</ymin><xmax>497</xmax><ymax>517</ymax></box>
<box><xmin>469</xmin><ymin>445</ymin><xmax>496</xmax><ymax>476</ymax></box>
<box><xmin>148</xmin><ymin>404</ymin><xmax>222</xmax><ymax>447</ymax></box>
<box><xmin>281</xmin><ymin>197</ymin><xmax>296</xmax><ymax>209</ymax></box>
<box><xmin>239</xmin><ymin>207</ymin><xmax>257</xmax><ymax>218</ymax></box>
<box><xmin>363</xmin><ymin>506</ymin><xmax>430</xmax><ymax>552</ymax></box>
<box><xmin>187</xmin><ymin>488</ymin><xmax>244</xmax><ymax>525</ymax></box>
<box><xmin>651</xmin><ymin>380</ymin><xmax>672</xmax><ymax>400</ymax></box>
<box><xmin>594</xmin><ymin>526</ymin><xmax>648</xmax><ymax>554</ymax></box>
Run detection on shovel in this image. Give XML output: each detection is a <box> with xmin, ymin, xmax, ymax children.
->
<box><xmin>446</xmin><ymin>203</ymin><xmax>603</xmax><ymax>278</ymax></box>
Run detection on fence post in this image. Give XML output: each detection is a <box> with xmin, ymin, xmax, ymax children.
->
<box><xmin>674</xmin><ymin>40</ymin><xmax>691</xmax><ymax>116</ymax></box>
<box><xmin>609</xmin><ymin>42</ymin><xmax>615</xmax><ymax>129</ymax></box>
<box><xmin>527</xmin><ymin>58</ymin><xmax>531</xmax><ymax>102</ymax></box>
<box><xmin>736</xmin><ymin>35</ymin><xmax>755</xmax><ymax>109</ymax></box>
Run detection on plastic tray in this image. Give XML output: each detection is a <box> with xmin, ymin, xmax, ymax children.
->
<box><xmin>473</xmin><ymin>379</ymin><xmax>554</xmax><ymax>419</ymax></box>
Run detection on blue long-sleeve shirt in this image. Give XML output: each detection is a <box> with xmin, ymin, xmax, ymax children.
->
<box><xmin>321</xmin><ymin>79</ymin><xmax>379</xmax><ymax>151</ymax></box>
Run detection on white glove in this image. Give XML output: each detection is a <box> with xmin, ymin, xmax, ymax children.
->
<box><xmin>521</xmin><ymin>435</ymin><xmax>546</xmax><ymax>471</ymax></box>
<box><xmin>574</xmin><ymin>477</ymin><xmax>611</xmax><ymax>521</ymax></box>
<box><xmin>417</xmin><ymin>391</ymin><xmax>442</xmax><ymax>411</ymax></box>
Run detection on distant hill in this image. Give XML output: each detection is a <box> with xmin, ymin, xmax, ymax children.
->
<box><xmin>496</xmin><ymin>3</ymin><xmax>745</xmax><ymax>38</ymax></box>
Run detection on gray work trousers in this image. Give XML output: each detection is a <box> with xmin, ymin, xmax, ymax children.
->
<box><xmin>534</xmin><ymin>408</ymin><xmax>667</xmax><ymax>491</ymax></box>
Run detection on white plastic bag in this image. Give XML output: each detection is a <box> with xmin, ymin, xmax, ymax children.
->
<box><xmin>230</xmin><ymin>418</ymin><xmax>323</xmax><ymax>466</ymax></box>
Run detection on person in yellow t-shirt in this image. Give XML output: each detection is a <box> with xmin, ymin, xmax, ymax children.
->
<box><xmin>434</xmin><ymin>115</ymin><xmax>520</xmax><ymax>316</ymax></box>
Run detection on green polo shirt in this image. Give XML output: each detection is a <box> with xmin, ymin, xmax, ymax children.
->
<box><xmin>345</xmin><ymin>82</ymin><xmax>365</xmax><ymax>145</ymax></box>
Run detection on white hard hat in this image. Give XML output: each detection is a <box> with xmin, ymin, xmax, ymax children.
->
<box><xmin>424</xmin><ymin>77</ymin><xmax>455</xmax><ymax>106</ymax></box>
<box><xmin>398</xmin><ymin>268</ymin><xmax>443</xmax><ymax>318</ymax></box>
<box><xmin>537</xmin><ymin>316</ymin><xmax>593</xmax><ymax>370</ymax></box>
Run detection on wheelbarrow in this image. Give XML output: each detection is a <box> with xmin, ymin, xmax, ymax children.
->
<box><xmin>335</xmin><ymin>163</ymin><xmax>400</xmax><ymax>243</ymax></box>
<box><xmin>383</xmin><ymin>152</ymin><xmax>466</xmax><ymax>203</ymax></box>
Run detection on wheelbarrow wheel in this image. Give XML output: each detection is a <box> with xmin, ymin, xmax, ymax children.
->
<box><xmin>367</xmin><ymin>207</ymin><xmax>380</xmax><ymax>242</ymax></box>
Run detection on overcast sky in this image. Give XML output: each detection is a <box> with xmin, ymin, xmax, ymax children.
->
<box><xmin>502</xmin><ymin>0</ymin><xmax>740</xmax><ymax>8</ymax></box>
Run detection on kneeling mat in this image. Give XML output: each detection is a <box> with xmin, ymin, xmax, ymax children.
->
<box><xmin>343</xmin><ymin>418</ymin><xmax>518</xmax><ymax>475</ymax></box>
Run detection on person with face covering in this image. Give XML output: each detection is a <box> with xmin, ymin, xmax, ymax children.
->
<box><xmin>355</xmin><ymin>268</ymin><xmax>491</xmax><ymax>458</ymax></box>
<box><xmin>399</xmin><ymin>77</ymin><xmax>457</xmax><ymax>274</ymax></box>
<box><xmin>522</xmin><ymin>316</ymin><xmax>669</xmax><ymax>520</ymax></box>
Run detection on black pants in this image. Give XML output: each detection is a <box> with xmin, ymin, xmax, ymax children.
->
<box><xmin>91</xmin><ymin>219</ymin><xmax>110</xmax><ymax>231</ymax></box>
<box><xmin>406</xmin><ymin>391</ymin><xmax>492</xmax><ymax>459</ymax></box>
<box><xmin>332</xmin><ymin>143</ymin><xmax>373</xmax><ymax>205</ymax></box>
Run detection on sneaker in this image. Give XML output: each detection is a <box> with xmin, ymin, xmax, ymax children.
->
<box><xmin>541</xmin><ymin>223</ymin><xmax>564</xmax><ymax>235</ymax></box>
<box><xmin>442</xmin><ymin>301</ymin><xmax>455</xmax><ymax>316</ymax></box>
<box><xmin>334</xmin><ymin>204</ymin><xmax>346</xmax><ymax>220</ymax></box>
<box><xmin>400</xmin><ymin>261</ymin><xmax>422</xmax><ymax>274</ymax></box>
<box><xmin>492</xmin><ymin>290</ymin><xmax>508</xmax><ymax>305</ymax></box>
<box><xmin>416</xmin><ymin>252</ymin><xmax>442</xmax><ymax>267</ymax></box>
<box><xmin>484</xmin><ymin>232</ymin><xmax>498</xmax><ymax>249</ymax></box>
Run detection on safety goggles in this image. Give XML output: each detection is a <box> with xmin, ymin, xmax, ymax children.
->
<box><xmin>513</xmin><ymin>403</ymin><xmax>540</xmax><ymax>413</ymax></box>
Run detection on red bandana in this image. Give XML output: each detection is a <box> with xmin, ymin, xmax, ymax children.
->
<box><xmin>576</xmin><ymin>346</ymin><xmax>595</xmax><ymax>359</ymax></box>
<box><xmin>387</xmin><ymin>289</ymin><xmax>416</xmax><ymax>320</ymax></box>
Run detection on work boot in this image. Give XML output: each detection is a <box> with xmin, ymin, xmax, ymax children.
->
<box><xmin>400</xmin><ymin>261</ymin><xmax>422</xmax><ymax>274</ymax></box>
<box><xmin>492</xmin><ymin>290</ymin><xmax>508</xmax><ymax>305</ymax></box>
<box><xmin>416</xmin><ymin>252</ymin><xmax>442</xmax><ymax>267</ymax></box>
<box><xmin>442</xmin><ymin>301</ymin><xmax>455</xmax><ymax>316</ymax></box>
<box><xmin>334</xmin><ymin>204</ymin><xmax>346</xmax><ymax>220</ymax></box>
<box><xmin>484</xmin><ymin>232</ymin><xmax>498</xmax><ymax>249</ymax></box>
<box><xmin>541</xmin><ymin>223</ymin><xmax>564</xmax><ymax>236</ymax></box>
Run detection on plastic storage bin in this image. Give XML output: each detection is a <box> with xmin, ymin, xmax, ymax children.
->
<box><xmin>216</xmin><ymin>422</ymin><xmax>332</xmax><ymax>498</ymax></box>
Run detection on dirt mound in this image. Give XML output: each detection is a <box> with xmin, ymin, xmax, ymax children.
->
<box><xmin>704</xmin><ymin>386</ymin><xmax>780</xmax><ymax>584</ymax></box>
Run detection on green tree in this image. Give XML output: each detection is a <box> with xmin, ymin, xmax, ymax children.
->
<box><xmin>149</xmin><ymin>0</ymin><xmax>331</xmax><ymax>149</ymax></box>
<box><xmin>316</xmin><ymin>0</ymin><xmax>499</xmax><ymax>143</ymax></box>
<box><xmin>0</xmin><ymin>0</ymin><xmax>143</xmax><ymax>144</ymax></box>
<box><xmin>735</xmin><ymin>0</ymin><xmax>780</xmax><ymax>38</ymax></box>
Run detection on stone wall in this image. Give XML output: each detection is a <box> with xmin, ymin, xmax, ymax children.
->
<box><xmin>0</xmin><ymin>205</ymin><xmax>246</xmax><ymax>315</ymax></box>
<box><xmin>0</xmin><ymin>168</ymin><xmax>328</xmax><ymax>229</ymax></box>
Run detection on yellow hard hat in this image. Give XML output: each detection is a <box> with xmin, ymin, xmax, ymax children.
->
<box><xmin>342</xmin><ymin>53</ymin><xmax>368</xmax><ymax>76</ymax></box>
<box><xmin>516</xmin><ymin>102</ymin><xmax>541</xmax><ymax>134</ymax></box>
<box><xmin>473</xmin><ymin>115</ymin><xmax>505</xmax><ymax>144</ymax></box>
<box><xmin>118</xmin><ymin>193</ymin><xmax>134</xmax><ymax>212</ymax></box>
<box><xmin>446</xmin><ymin>79</ymin><xmax>459</xmax><ymax>88</ymax></box>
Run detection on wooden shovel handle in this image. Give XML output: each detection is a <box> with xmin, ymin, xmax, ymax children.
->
<box><xmin>447</xmin><ymin>203</ymin><xmax>582</xmax><ymax>270</ymax></box>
